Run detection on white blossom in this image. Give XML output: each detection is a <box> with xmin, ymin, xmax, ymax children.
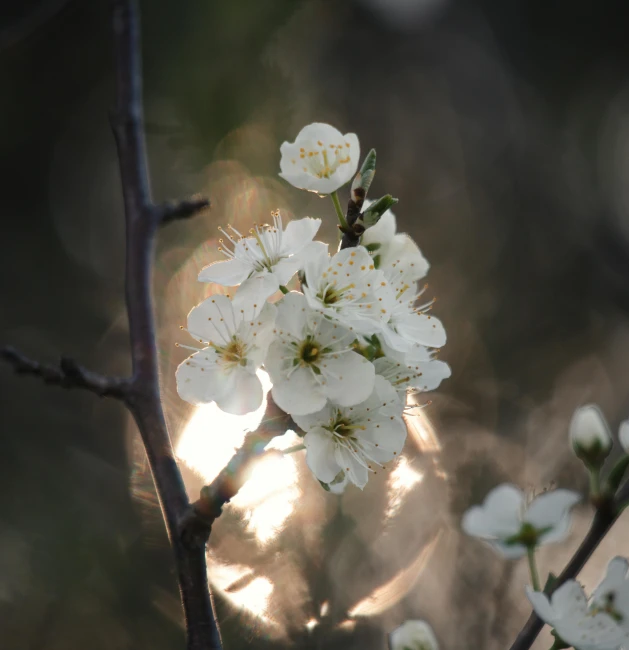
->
<box><xmin>461</xmin><ymin>483</ymin><xmax>580</xmax><ymax>558</ymax></box>
<box><xmin>374</xmin><ymin>341</ymin><xmax>450</xmax><ymax>398</ymax></box>
<box><xmin>279</xmin><ymin>123</ymin><xmax>359</xmax><ymax>195</ymax></box>
<box><xmin>619</xmin><ymin>420</ymin><xmax>629</xmax><ymax>454</ymax></box>
<box><xmin>570</xmin><ymin>405</ymin><xmax>613</xmax><ymax>465</ymax></box>
<box><xmin>527</xmin><ymin>558</ymin><xmax>629</xmax><ymax>650</ymax></box>
<box><xmin>293</xmin><ymin>376</ymin><xmax>406</xmax><ymax>489</ymax></box>
<box><xmin>264</xmin><ymin>291</ymin><xmax>375</xmax><ymax>416</ymax></box>
<box><xmin>390</xmin><ymin>620</ymin><xmax>439</xmax><ymax>650</ymax></box>
<box><xmin>198</xmin><ymin>212</ymin><xmax>322</xmax><ymax>306</ymax></box>
<box><xmin>176</xmin><ymin>295</ymin><xmax>276</xmax><ymax>415</ymax></box>
<box><xmin>360</xmin><ymin>201</ymin><xmax>429</xmax><ymax>281</ymax></box>
<box><xmin>301</xmin><ymin>244</ymin><xmax>395</xmax><ymax>337</ymax></box>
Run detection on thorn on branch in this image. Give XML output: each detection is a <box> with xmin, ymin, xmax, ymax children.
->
<box><xmin>1</xmin><ymin>346</ymin><xmax>131</xmax><ymax>401</ymax></box>
<box><xmin>157</xmin><ymin>196</ymin><xmax>210</xmax><ymax>226</ymax></box>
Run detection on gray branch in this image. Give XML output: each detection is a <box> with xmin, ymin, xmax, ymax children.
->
<box><xmin>1</xmin><ymin>346</ymin><xmax>131</xmax><ymax>401</ymax></box>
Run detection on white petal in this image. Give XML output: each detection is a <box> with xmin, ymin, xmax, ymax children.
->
<box><xmin>304</xmin><ymin>427</ymin><xmax>341</xmax><ymax>483</ymax></box>
<box><xmin>361</xmin><ymin>206</ymin><xmax>397</xmax><ymax>246</ymax></box>
<box><xmin>403</xmin><ymin>360</ymin><xmax>452</xmax><ymax>392</ymax></box>
<box><xmin>592</xmin><ymin>557</ymin><xmax>629</xmax><ymax>618</ymax></box>
<box><xmin>272</xmin><ymin>257</ymin><xmax>302</xmax><ymax>286</ymax></box>
<box><xmin>524</xmin><ymin>489</ymin><xmax>580</xmax><ymax>532</ymax></box>
<box><xmin>394</xmin><ymin>313</ymin><xmax>447</xmax><ymax>348</ymax></box>
<box><xmin>335</xmin><ymin>444</ymin><xmax>368</xmax><ymax>489</ymax></box>
<box><xmin>232</xmin><ymin>275</ymin><xmax>279</xmax><ymax>314</ymax></box>
<box><xmin>175</xmin><ymin>350</ymin><xmax>227</xmax><ymax>405</ymax></box>
<box><xmin>390</xmin><ymin>620</ymin><xmax>439</xmax><ymax>650</ymax></box>
<box><xmin>461</xmin><ymin>484</ymin><xmax>524</xmax><ymax>539</ymax></box>
<box><xmin>619</xmin><ymin>420</ymin><xmax>629</xmax><ymax>453</ymax></box>
<box><xmin>323</xmin><ymin>353</ymin><xmax>375</xmax><ymax>407</ymax></box>
<box><xmin>281</xmin><ymin>217</ymin><xmax>321</xmax><ymax>255</ymax></box>
<box><xmin>292</xmin><ymin>402</ymin><xmax>334</xmax><ymax>433</ymax></box>
<box><xmin>198</xmin><ymin>258</ymin><xmax>251</xmax><ymax>285</ymax></box>
<box><xmin>551</xmin><ymin>580</ymin><xmax>589</xmax><ymax>618</ymax></box>
<box><xmin>271</xmin><ymin>367</ymin><xmax>327</xmax><ymax>416</ymax></box>
<box><xmin>570</xmin><ymin>404</ymin><xmax>612</xmax><ymax>451</ymax></box>
<box><xmin>344</xmin><ymin>133</ymin><xmax>360</xmax><ymax>183</ymax></box>
<box><xmin>525</xmin><ymin>586</ymin><xmax>556</xmax><ymax>625</ymax></box>
<box><xmin>295</xmin><ymin>122</ymin><xmax>344</xmax><ymax>142</ymax></box>
<box><xmin>215</xmin><ymin>367</ymin><xmax>263</xmax><ymax>415</ymax></box>
<box><xmin>275</xmin><ymin>291</ymin><xmax>308</xmax><ymax>337</ymax></box>
<box><xmin>361</xmin><ymin>416</ymin><xmax>407</xmax><ymax>457</ymax></box>
<box><xmin>187</xmin><ymin>295</ymin><xmax>237</xmax><ymax>346</ymax></box>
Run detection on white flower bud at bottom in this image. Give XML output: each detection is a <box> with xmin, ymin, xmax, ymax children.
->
<box><xmin>390</xmin><ymin>620</ymin><xmax>439</xmax><ymax>650</ymax></box>
<box><xmin>620</xmin><ymin>420</ymin><xmax>629</xmax><ymax>455</ymax></box>
<box><xmin>569</xmin><ymin>405</ymin><xmax>612</xmax><ymax>467</ymax></box>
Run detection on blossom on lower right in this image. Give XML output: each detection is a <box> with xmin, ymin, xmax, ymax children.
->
<box><xmin>389</xmin><ymin>620</ymin><xmax>439</xmax><ymax>650</ymax></box>
<box><xmin>526</xmin><ymin>557</ymin><xmax>629</xmax><ymax>650</ymax></box>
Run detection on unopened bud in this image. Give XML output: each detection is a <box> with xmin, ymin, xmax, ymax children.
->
<box><xmin>619</xmin><ymin>420</ymin><xmax>629</xmax><ymax>454</ymax></box>
<box><xmin>569</xmin><ymin>405</ymin><xmax>612</xmax><ymax>468</ymax></box>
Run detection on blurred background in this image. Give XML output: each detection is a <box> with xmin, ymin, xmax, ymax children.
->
<box><xmin>3</xmin><ymin>0</ymin><xmax>629</xmax><ymax>648</ymax></box>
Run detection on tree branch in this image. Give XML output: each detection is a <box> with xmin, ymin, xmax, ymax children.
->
<box><xmin>1</xmin><ymin>346</ymin><xmax>130</xmax><ymax>400</ymax></box>
<box><xmin>508</xmin><ymin>483</ymin><xmax>629</xmax><ymax>650</ymax></box>
<box><xmin>109</xmin><ymin>1</ymin><xmax>220</xmax><ymax>648</ymax></box>
<box><xmin>156</xmin><ymin>196</ymin><xmax>210</xmax><ymax>226</ymax></box>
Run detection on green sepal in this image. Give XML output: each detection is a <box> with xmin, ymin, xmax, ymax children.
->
<box><xmin>605</xmin><ymin>455</ymin><xmax>629</xmax><ymax>495</ymax></box>
<box><xmin>350</xmin><ymin>149</ymin><xmax>376</xmax><ymax>208</ymax></box>
<box><xmin>319</xmin><ymin>480</ymin><xmax>331</xmax><ymax>492</ymax></box>
<box><xmin>358</xmin><ymin>194</ymin><xmax>398</xmax><ymax>228</ymax></box>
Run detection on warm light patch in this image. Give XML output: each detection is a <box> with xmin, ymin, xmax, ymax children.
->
<box><xmin>385</xmin><ymin>456</ymin><xmax>424</xmax><ymax>520</ymax></box>
<box><xmin>176</xmin><ymin>370</ymin><xmax>272</xmax><ymax>483</ymax></box>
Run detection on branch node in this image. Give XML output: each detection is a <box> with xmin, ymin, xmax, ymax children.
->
<box><xmin>157</xmin><ymin>195</ymin><xmax>210</xmax><ymax>226</ymax></box>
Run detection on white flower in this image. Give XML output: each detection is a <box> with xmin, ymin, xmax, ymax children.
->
<box><xmin>301</xmin><ymin>244</ymin><xmax>396</xmax><ymax>337</ymax></box>
<box><xmin>570</xmin><ymin>405</ymin><xmax>613</xmax><ymax>465</ymax></box>
<box><xmin>390</xmin><ymin>620</ymin><xmax>439</xmax><ymax>650</ymax></box>
<box><xmin>176</xmin><ymin>295</ymin><xmax>276</xmax><ymax>415</ymax></box>
<box><xmin>374</xmin><ymin>341</ymin><xmax>451</xmax><ymax>398</ymax></box>
<box><xmin>461</xmin><ymin>483</ymin><xmax>581</xmax><ymax>558</ymax></box>
<box><xmin>293</xmin><ymin>376</ymin><xmax>406</xmax><ymax>489</ymax></box>
<box><xmin>592</xmin><ymin>557</ymin><xmax>629</xmax><ymax>632</ymax></box>
<box><xmin>198</xmin><ymin>211</ymin><xmax>322</xmax><ymax>305</ymax></box>
<box><xmin>264</xmin><ymin>291</ymin><xmax>375</xmax><ymax>416</ymax></box>
<box><xmin>360</xmin><ymin>201</ymin><xmax>429</xmax><ymax>281</ymax></box>
<box><xmin>527</xmin><ymin>558</ymin><xmax>629</xmax><ymax>650</ymax></box>
<box><xmin>279</xmin><ymin>123</ymin><xmax>359</xmax><ymax>195</ymax></box>
<box><xmin>619</xmin><ymin>420</ymin><xmax>629</xmax><ymax>454</ymax></box>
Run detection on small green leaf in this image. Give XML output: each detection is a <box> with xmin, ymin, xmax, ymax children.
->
<box><xmin>543</xmin><ymin>572</ymin><xmax>558</xmax><ymax>592</ymax></box>
<box><xmin>319</xmin><ymin>480</ymin><xmax>331</xmax><ymax>492</ymax></box>
<box><xmin>351</xmin><ymin>149</ymin><xmax>376</xmax><ymax>207</ymax></box>
<box><xmin>605</xmin><ymin>455</ymin><xmax>629</xmax><ymax>494</ymax></box>
<box><xmin>363</xmin><ymin>242</ymin><xmax>381</xmax><ymax>253</ymax></box>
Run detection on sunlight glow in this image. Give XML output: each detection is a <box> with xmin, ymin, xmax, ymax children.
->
<box><xmin>176</xmin><ymin>371</ymin><xmax>272</xmax><ymax>483</ymax></box>
<box><xmin>347</xmin><ymin>532</ymin><xmax>442</xmax><ymax>617</ymax></box>
<box><xmin>405</xmin><ymin>409</ymin><xmax>442</xmax><ymax>453</ymax></box>
<box><xmin>385</xmin><ymin>456</ymin><xmax>424</xmax><ymax>520</ymax></box>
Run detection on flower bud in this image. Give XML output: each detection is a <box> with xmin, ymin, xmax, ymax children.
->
<box><xmin>390</xmin><ymin>620</ymin><xmax>439</xmax><ymax>650</ymax></box>
<box><xmin>620</xmin><ymin>420</ymin><xmax>629</xmax><ymax>454</ymax></box>
<box><xmin>569</xmin><ymin>405</ymin><xmax>612</xmax><ymax>468</ymax></box>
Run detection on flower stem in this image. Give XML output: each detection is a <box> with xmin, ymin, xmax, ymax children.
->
<box><xmin>527</xmin><ymin>546</ymin><xmax>541</xmax><ymax>591</ymax></box>
<box><xmin>330</xmin><ymin>191</ymin><xmax>349</xmax><ymax>232</ymax></box>
<box><xmin>590</xmin><ymin>466</ymin><xmax>601</xmax><ymax>498</ymax></box>
<box><xmin>282</xmin><ymin>444</ymin><xmax>305</xmax><ymax>455</ymax></box>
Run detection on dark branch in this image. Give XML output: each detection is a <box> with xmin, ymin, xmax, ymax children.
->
<box><xmin>109</xmin><ymin>1</ymin><xmax>222</xmax><ymax>648</ymax></box>
<box><xmin>508</xmin><ymin>484</ymin><xmax>629</xmax><ymax>650</ymax></box>
<box><xmin>157</xmin><ymin>196</ymin><xmax>210</xmax><ymax>226</ymax></box>
<box><xmin>1</xmin><ymin>346</ymin><xmax>130</xmax><ymax>400</ymax></box>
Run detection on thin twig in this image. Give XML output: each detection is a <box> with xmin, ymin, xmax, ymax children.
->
<box><xmin>1</xmin><ymin>346</ymin><xmax>130</xmax><ymax>401</ymax></box>
<box><xmin>157</xmin><ymin>196</ymin><xmax>210</xmax><ymax>226</ymax></box>
<box><xmin>508</xmin><ymin>484</ymin><xmax>629</xmax><ymax>650</ymax></box>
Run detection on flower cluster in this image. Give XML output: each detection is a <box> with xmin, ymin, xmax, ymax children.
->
<box><xmin>176</xmin><ymin>123</ymin><xmax>450</xmax><ymax>490</ymax></box>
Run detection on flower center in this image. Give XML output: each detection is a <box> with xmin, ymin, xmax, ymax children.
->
<box><xmin>298</xmin><ymin>141</ymin><xmax>352</xmax><ymax>178</ymax></box>
<box><xmin>298</xmin><ymin>339</ymin><xmax>320</xmax><ymax>365</ymax></box>
<box><xmin>317</xmin><ymin>282</ymin><xmax>354</xmax><ymax>306</ymax></box>
<box><xmin>219</xmin><ymin>338</ymin><xmax>247</xmax><ymax>366</ymax></box>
